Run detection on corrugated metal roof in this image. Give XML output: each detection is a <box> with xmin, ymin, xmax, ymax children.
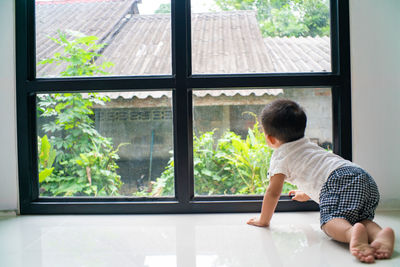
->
<box><xmin>93</xmin><ymin>89</ymin><xmax>282</xmax><ymax>100</ymax></box>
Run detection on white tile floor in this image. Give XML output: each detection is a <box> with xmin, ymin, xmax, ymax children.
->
<box><xmin>0</xmin><ymin>211</ymin><xmax>399</xmax><ymax>267</ymax></box>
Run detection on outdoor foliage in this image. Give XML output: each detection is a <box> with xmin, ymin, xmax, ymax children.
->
<box><xmin>38</xmin><ymin>135</ymin><xmax>56</xmax><ymax>183</ymax></box>
<box><xmin>145</xmin><ymin>114</ymin><xmax>297</xmax><ymax>196</ymax></box>
<box><xmin>38</xmin><ymin>30</ymin><xmax>113</xmax><ymax>76</ymax></box>
<box><xmin>155</xmin><ymin>3</ymin><xmax>171</xmax><ymax>14</ymax></box>
<box><xmin>214</xmin><ymin>0</ymin><xmax>330</xmax><ymax>37</ymax></box>
<box><xmin>37</xmin><ymin>30</ymin><xmax>124</xmax><ymax>196</ymax></box>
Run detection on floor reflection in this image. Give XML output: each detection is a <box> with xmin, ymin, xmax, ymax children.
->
<box><xmin>1</xmin><ymin>212</ymin><xmax>399</xmax><ymax>267</ymax></box>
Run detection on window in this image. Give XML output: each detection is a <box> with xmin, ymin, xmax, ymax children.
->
<box><xmin>17</xmin><ymin>0</ymin><xmax>351</xmax><ymax>214</ymax></box>
<box><xmin>192</xmin><ymin>88</ymin><xmax>332</xmax><ymax>197</ymax></box>
<box><xmin>35</xmin><ymin>0</ymin><xmax>172</xmax><ymax>77</ymax></box>
<box><xmin>36</xmin><ymin>91</ymin><xmax>174</xmax><ymax>198</ymax></box>
<box><xmin>191</xmin><ymin>2</ymin><xmax>331</xmax><ymax>74</ymax></box>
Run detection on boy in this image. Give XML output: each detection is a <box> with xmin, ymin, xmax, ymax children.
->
<box><xmin>247</xmin><ymin>99</ymin><xmax>394</xmax><ymax>263</ymax></box>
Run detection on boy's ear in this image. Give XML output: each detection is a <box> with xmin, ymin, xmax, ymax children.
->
<box><xmin>266</xmin><ymin>134</ymin><xmax>275</xmax><ymax>144</ymax></box>
<box><xmin>266</xmin><ymin>135</ymin><xmax>281</xmax><ymax>146</ymax></box>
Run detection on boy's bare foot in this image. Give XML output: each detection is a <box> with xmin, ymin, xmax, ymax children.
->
<box><xmin>350</xmin><ymin>223</ymin><xmax>375</xmax><ymax>263</ymax></box>
<box><xmin>370</xmin><ymin>227</ymin><xmax>395</xmax><ymax>259</ymax></box>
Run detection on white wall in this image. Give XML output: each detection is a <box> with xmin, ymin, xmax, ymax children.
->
<box><xmin>0</xmin><ymin>0</ymin><xmax>399</xmax><ymax>212</ymax></box>
<box><xmin>0</xmin><ymin>0</ymin><xmax>18</xmax><ymax>213</ymax></box>
<box><xmin>350</xmin><ymin>0</ymin><xmax>400</xmax><ymax>210</ymax></box>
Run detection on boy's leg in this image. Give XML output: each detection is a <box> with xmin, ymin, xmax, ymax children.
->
<box><xmin>322</xmin><ymin>218</ymin><xmax>375</xmax><ymax>263</ymax></box>
<box><xmin>360</xmin><ymin>220</ymin><xmax>395</xmax><ymax>259</ymax></box>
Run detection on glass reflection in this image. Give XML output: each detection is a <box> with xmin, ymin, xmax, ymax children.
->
<box><xmin>10</xmin><ymin>214</ymin><xmax>329</xmax><ymax>267</ymax></box>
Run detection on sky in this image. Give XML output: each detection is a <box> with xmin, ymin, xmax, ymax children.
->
<box><xmin>138</xmin><ymin>0</ymin><xmax>220</xmax><ymax>14</ymax></box>
<box><xmin>36</xmin><ymin>0</ymin><xmax>220</xmax><ymax>14</ymax></box>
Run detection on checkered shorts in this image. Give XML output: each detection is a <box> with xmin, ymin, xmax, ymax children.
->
<box><xmin>319</xmin><ymin>166</ymin><xmax>380</xmax><ymax>227</ymax></box>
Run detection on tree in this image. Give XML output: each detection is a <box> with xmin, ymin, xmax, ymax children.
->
<box><xmin>214</xmin><ymin>0</ymin><xmax>330</xmax><ymax>37</ymax></box>
<box><xmin>155</xmin><ymin>3</ymin><xmax>171</xmax><ymax>14</ymax></box>
<box><xmin>37</xmin><ymin>30</ymin><xmax>125</xmax><ymax>196</ymax></box>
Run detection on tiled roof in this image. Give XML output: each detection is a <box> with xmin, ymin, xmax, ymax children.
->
<box><xmin>35</xmin><ymin>1</ymin><xmax>330</xmax><ymax>100</ymax></box>
<box><xmin>99</xmin><ymin>12</ymin><xmax>331</xmax><ymax>75</ymax></box>
<box><xmin>191</xmin><ymin>11</ymin><xmax>274</xmax><ymax>74</ymax></box>
<box><xmin>36</xmin><ymin>0</ymin><xmax>138</xmax><ymax>76</ymax></box>
<box><xmin>98</xmin><ymin>14</ymin><xmax>172</xmax><ymax>75</ymax></box>
<box><xmin>265</xmin><ymin>36</ymin><xmax>331</xmax><ymax>72</ymax></box>
<box><xmin>36</xmin><ymin>1</ymin><xmax>331</xmax><ymax>76</ymax></box>
<box><xmin>97</xmin><ymin>11</ymin><xmax>274</xmax><ymax>75</ymax></box>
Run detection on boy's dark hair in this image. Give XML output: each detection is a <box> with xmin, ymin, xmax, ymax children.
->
<box><xmin>261</xmin><ymin>99</ymin><xmax>307</xmax><ymax>143</ymax></box>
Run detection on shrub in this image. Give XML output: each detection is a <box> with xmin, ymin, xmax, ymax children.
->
<box><xmin>146</xmin><ymin>114</ymin><xmax>297</xmax><ymax>196</ymax></box>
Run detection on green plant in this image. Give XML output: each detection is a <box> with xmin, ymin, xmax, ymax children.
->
<box><xmin>143</xmin><ymin>113</ymin><xmax>297</xmax><ymax>196</ymax></box>
<box><xmin>38</xmin><ymin>92</ymin><xmax>126</xmax><ymax>196</ymax></box>
<box><xmin>38</xmin><ymin>30</ymin><xmax>114</xmax><ymax>76</ymax></box>
<box><xmin>38</xmin><ymin>135</ymin><xmax>56</xmax><ymax>183</ymax></box>
<box><xmin>37</xmin><ymin>30</ymin><xmax>124</xmax><ymax>196</ymax></box>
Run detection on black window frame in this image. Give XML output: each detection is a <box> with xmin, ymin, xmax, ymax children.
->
<box><xmin>16</xmin><ymin>0</ymin><xmax>351</xmax><ymax>214</ymax></box>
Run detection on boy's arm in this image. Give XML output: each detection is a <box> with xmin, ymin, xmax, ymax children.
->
<box><xmin>247</xmin><ymin>173</ymin><xmax>285</xmax><ymax>227</ymax></box>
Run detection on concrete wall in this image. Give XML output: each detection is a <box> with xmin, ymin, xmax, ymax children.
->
<box><xmin>282</xmin><ymin>88</ymin><xmax>333</xmax><ymax>145</ymax></box>
<box><xmin>0</xmin><ymin>0</ymin><xmax>399</xmax><ymax>212</ymax></box>
<box><xmin>0</xmin><ymin>0</ymin><xmax>18</xmax><ymax>213</ymax></box>
<box><xmin>350</xmin><ymin>0</ymin><xmax>400</xmax><ymax>209</ymax></box>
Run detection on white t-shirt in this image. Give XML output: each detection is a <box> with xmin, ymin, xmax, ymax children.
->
<box><xmin>268</xmin><ymin>137</ymin><xmax>357</xmax><ymax>203</ymax></box>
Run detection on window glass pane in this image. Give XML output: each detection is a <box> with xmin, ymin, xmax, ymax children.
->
<box><xmin>191</xmin><ymin>0</ymin><xmax>331</xmax><ymax>74</ymax></box>
<box><xmin>36</xmin><ymin>91</ymin><xmax>174</xmax><ymax>197</ymax></box>
<box><xmin>35</xmin><ymin>0</ymin><xmax>171</xmax><ymax>77</ymax></box>
<box><xmin>192</xmin><ymin>88</ymin><xmax>332</xmax><ymax>196</ymax></box>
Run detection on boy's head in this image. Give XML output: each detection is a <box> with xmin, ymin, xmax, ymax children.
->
<box><xmin>261</xmin><ymin>99</ymin><xmax>307</xmax><ymax>143</ymax></box>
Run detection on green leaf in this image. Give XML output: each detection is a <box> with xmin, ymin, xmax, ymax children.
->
<box><xmin>47</xmin><ymin>149</ymin><xmax>57</xmax><ymax>168</ymax></box>
<box><xmin>248</xmin><ymin>128</ymin><xmax>256</xmax><ymax>147</ymax></box>
<box><xmin>39</xmin><ymin>135</ymin><xmax>51</xmax><ymax>165</ymax></box>
<box><xmin>201</xmin><ymin>169</ymin><xmax>213</xmax><ymax>177</ymax></box>
<box><xmin>39</xmin><ymin>168</ymin><xmax>54</xmax><ymax>183</ymax></box>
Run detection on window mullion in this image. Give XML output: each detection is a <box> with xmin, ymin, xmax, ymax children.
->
<box><xmin>333</xmin><ymin>0</ymin><xmax>352</xmax><ymax>161</ymax></box>
<box><xmin>26</xmin><ymin>77</ymin><xmax>175</xmax><ymax>92</ymax></box>
<box><xmin>187</xmin><ymin>74</ymin><xmax>341</xmax><ymax>89</ymax></box>
<box><xmin>172</xmin><ymin>0</ymin><xmax>194</xmax><ymax>205</ymax></box>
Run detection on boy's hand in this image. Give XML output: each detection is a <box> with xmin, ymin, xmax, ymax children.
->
<box><xmin>288</xmin><ymin>190</ymin><xmax>310</xmax><ymax>202</ymax></box>
<box><xmin>247</xmin><ymin>217</ymin><xmax>269</xmax><ymax>227</ymax></box>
